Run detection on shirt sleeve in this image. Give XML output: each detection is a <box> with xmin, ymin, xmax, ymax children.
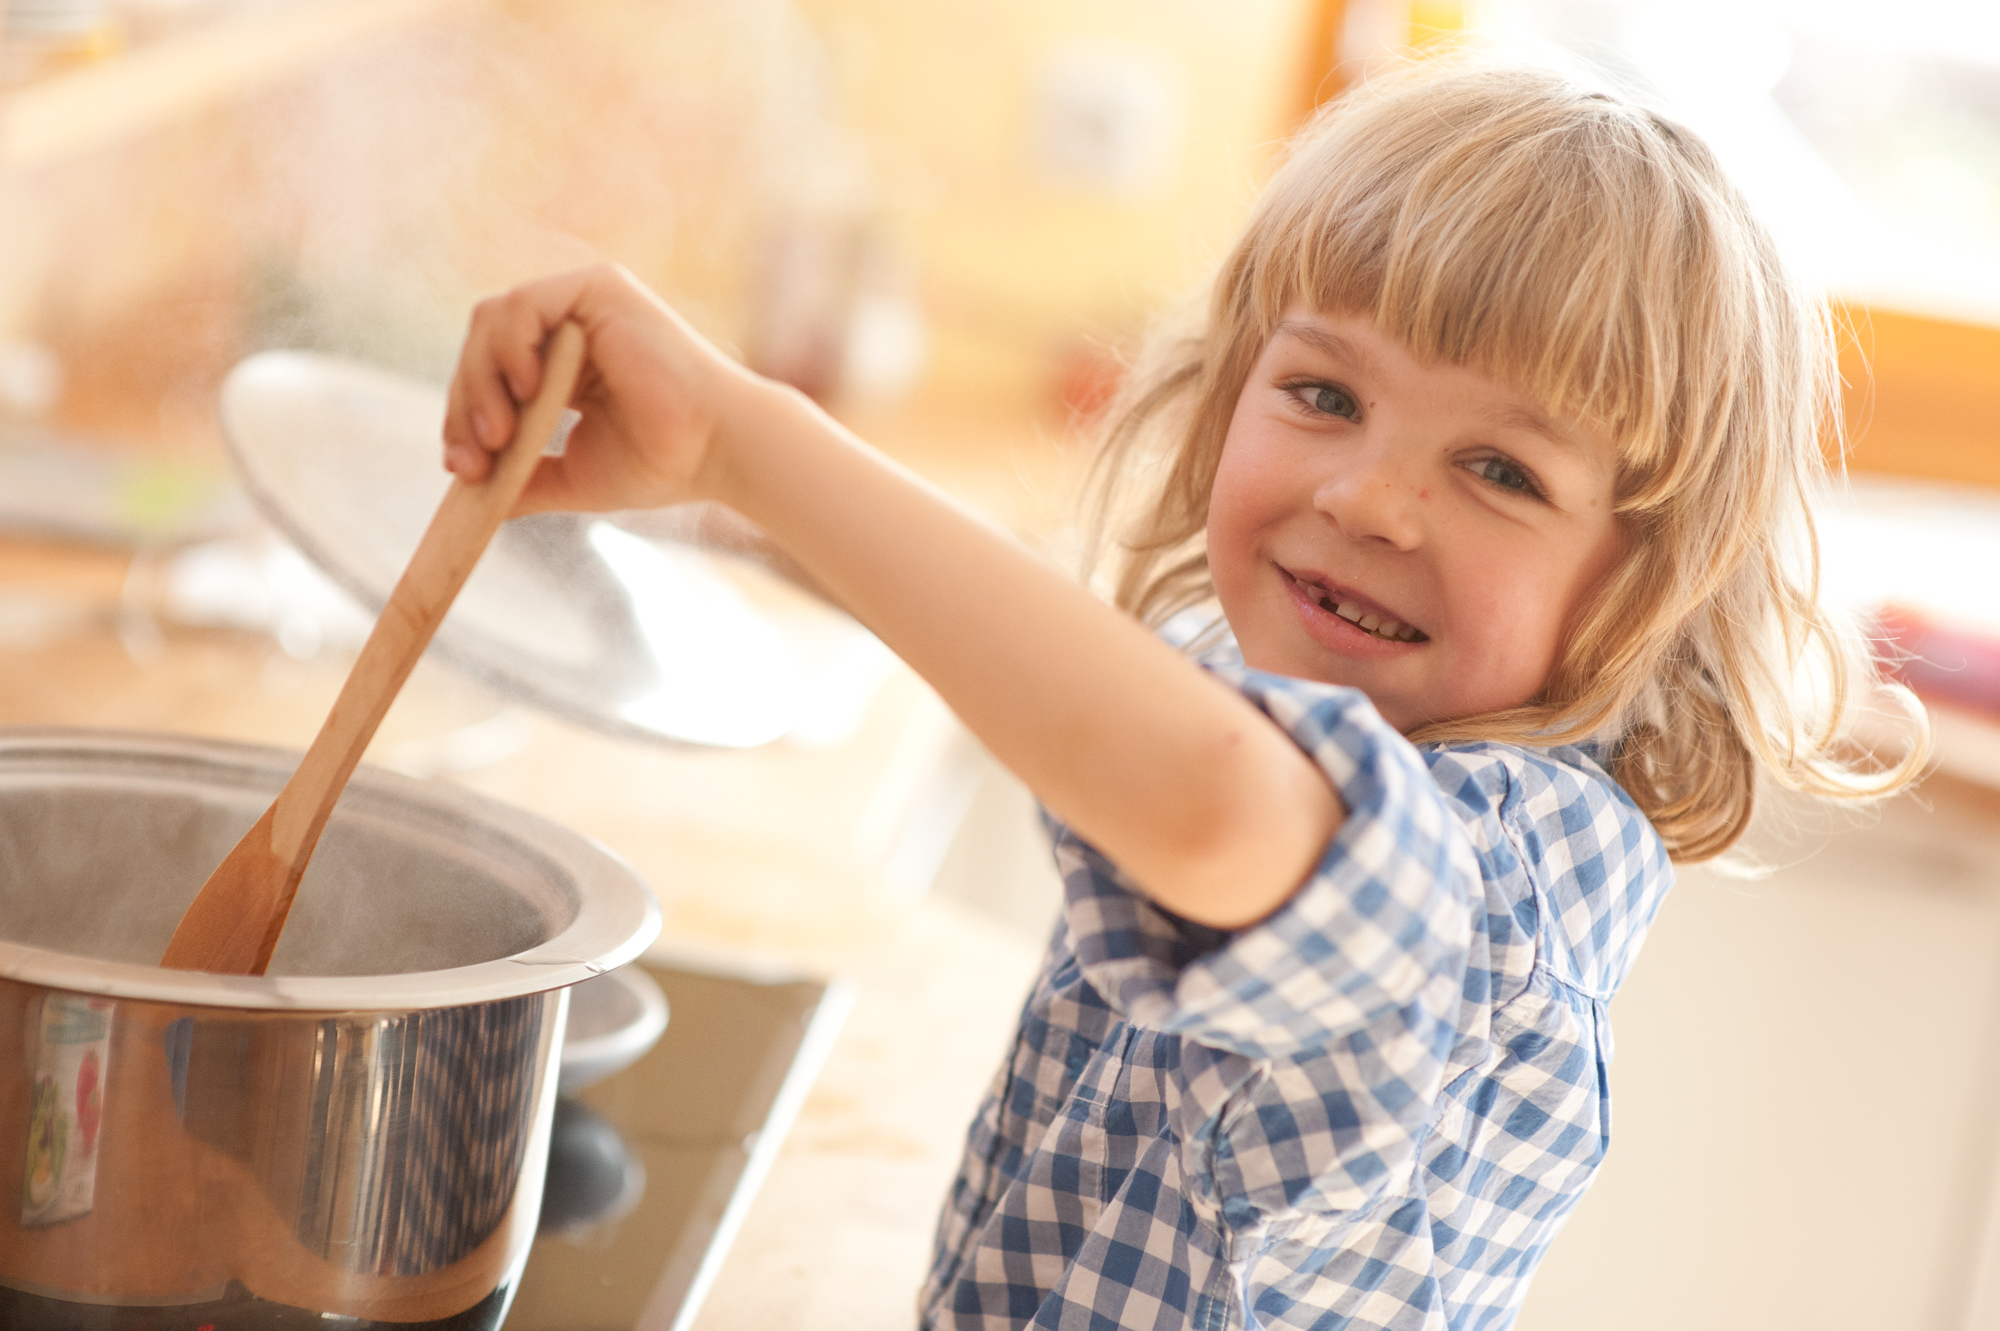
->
<box><xmin>1050</xmin><ymin>664</ymin><xmax>1479</xmax><ymax>1065</ymax></box>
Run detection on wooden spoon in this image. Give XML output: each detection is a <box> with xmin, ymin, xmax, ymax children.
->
<box><xmin>161</xmin><ymin>320</ymin><xmax>587</xmax><ymax>976</ymax></box>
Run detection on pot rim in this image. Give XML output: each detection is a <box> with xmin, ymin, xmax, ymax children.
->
<box><xmin>0</xmin><ymin>726</ymin><xmax>662</xmax><ymax>1012</ymax></box>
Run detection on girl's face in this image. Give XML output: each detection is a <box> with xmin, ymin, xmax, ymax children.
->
<box><xmin>1207</xmin><ymin>309</ymin><xmax>1627</xmax><ymax>732</ymax></box>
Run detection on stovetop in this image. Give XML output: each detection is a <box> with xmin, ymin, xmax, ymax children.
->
<box><xmin>506</xmin><ymin>957</ymin><xmax>850</xmax><ymax>1331</ymax></box>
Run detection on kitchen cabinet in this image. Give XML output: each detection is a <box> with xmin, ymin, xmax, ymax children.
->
<box><xmin>1520</xmin><ymin>778</ymin><xmax>2000</xmax><ymax>1331</ymax></box>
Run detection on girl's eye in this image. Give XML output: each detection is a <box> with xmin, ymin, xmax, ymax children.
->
<box><xmin>1298</xmin><ymin>383</ymin><xmax>1359</xmax><ymax>420</ymax></box>
<box><xmin>1469</xmin><ymin>455</ymin><xmax>1543</xmax><ymax>498</ymax></box>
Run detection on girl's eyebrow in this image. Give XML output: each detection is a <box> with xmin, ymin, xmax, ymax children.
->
<box><xmin>1489</xmin><ymin>404</ymin><xmax>1578</xmax><ymax>451</ymax></box>
<box><xmin>1272</xmin><ymin>320</ymin><xmax>1367</xmax><ymax>367</ymax></box>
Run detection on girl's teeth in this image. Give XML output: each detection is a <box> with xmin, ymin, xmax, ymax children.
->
<box><xmin>1301</xmin><ymin>579</ymin><xmax>1422</xmax><ymax>641</ymax></box>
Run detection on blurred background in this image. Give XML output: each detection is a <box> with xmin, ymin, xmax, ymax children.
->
<box><xmin>0</xmin><ymin>1</ymin><xmax>1997</xmax><ymax>1328</ymax></box>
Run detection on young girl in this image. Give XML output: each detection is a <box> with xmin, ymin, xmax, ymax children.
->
<box><xmin>443</xmin><ymin>57</ymin><xmax>1923</xmax><ymax>1331</ymax></box>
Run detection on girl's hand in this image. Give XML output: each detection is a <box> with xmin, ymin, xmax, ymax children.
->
<box><xmin>441</xmin><ymin>263</ymin><xmax>763</xmax><ymax>514</ymax></box>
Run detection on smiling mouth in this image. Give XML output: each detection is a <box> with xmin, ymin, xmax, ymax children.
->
<box><xmin>1286</xmin><ymin>571</ymin><xmax>1429</xmax><ymax>643</ymax></box>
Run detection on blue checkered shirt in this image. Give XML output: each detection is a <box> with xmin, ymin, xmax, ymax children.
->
<box><xmin>921</xmin><ymin>660</ymin><xmax>1672</xmax><ymax>1329</ymax></box>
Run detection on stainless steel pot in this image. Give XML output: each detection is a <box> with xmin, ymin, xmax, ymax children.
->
<box><xmin>0</xmin><ymin>728</ymin><xmax>661</xmax><ymax>1328</ymax></box>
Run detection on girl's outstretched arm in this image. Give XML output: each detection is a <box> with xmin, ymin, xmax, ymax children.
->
<box><xmin>443</xmin><ymin>265</ymin><xmax>1342</xmax><ymax>929</ymax></box>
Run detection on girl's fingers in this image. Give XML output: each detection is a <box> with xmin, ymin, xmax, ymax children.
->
<box><xmin>485</xmin><ymin>293</ymin><xmax>556</xmax><ymax>418</ymax></box>
<box><xmin>443</xmin><ymin>316</ymin><xmax>518</xmax><ymax>481</ymax></box>
<box><xmin>442</xmin><ymin>371</ymin><xmax>494</xmax><ymax>481</ymax></box>
<box><xmin>444</xmin><ymin>274</ymin><xmax>589</xmax><ymax>480</ymax></box>
<box><xmin>443</xmin><ymin>264</ymin><xmax>694</xmax><ymax>509</ymax></box>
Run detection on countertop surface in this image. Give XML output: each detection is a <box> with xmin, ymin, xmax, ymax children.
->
<box><xmin>0</xmin><ymin>404</ymin><xmax>1083</xmax><ymax>1329</ymax></box>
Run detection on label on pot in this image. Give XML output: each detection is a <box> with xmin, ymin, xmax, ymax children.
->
<box><xmin>21</xmin><ymin>993</ymin><xmax>113</xmax><ymax>1227</ymax></box>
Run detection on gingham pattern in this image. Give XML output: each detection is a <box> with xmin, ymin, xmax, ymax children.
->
<box><xmin>922</xmin><ymin>665</ymin><xmax>1672</xmax><ymax>1330</ymax></box>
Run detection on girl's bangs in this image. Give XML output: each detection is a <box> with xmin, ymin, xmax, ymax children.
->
<box><xmin>1244</xmin><ymin>81</ymin><xmax>1694</xmax><ymax>488</ymax></box>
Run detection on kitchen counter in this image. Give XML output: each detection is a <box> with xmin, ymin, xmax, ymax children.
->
<box><xmin>0</xmin><ymin>403</ymin><xmax>1083</xmax><ymax>1328</ymax></box>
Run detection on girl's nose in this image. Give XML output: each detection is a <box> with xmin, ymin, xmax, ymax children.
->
<box><xmin>1314</xmin><ymin>443</ymin><xmax>1425</xmax><ymax>550</ymax></box>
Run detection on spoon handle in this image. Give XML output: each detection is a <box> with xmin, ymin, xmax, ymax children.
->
<box><xmin>161</xmin><ymin>321</ymin><xmax>587</xmax><ymax>975</ymax></box>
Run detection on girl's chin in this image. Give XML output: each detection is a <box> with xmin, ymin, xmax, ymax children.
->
<box><xmin>1241</xmin><ymin>639</ymin><xmax>1433</xmax><ymax>731</ymax></box>
<box><xmin>1333</xmin><ymin>677</ymin><xmax>1425</xmax><ymax>733</ymax></box>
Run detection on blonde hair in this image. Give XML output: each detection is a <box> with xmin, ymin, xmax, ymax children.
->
<box><xmin>1085</xmin><ymin>56</ymin><xmax>1928</xmax><ymax>862</ymax></box>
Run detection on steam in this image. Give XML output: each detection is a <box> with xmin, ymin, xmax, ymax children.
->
<box><xmin>233</xmin><ymin>0</ymin><xmax>861</xmax><ymax>380</ymax></box>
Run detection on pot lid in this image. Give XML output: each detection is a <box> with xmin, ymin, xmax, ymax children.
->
<box><xmin>218</xmin><ymin>350</ymin><xmax>799</xmax><ymax>749</ymax></box>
